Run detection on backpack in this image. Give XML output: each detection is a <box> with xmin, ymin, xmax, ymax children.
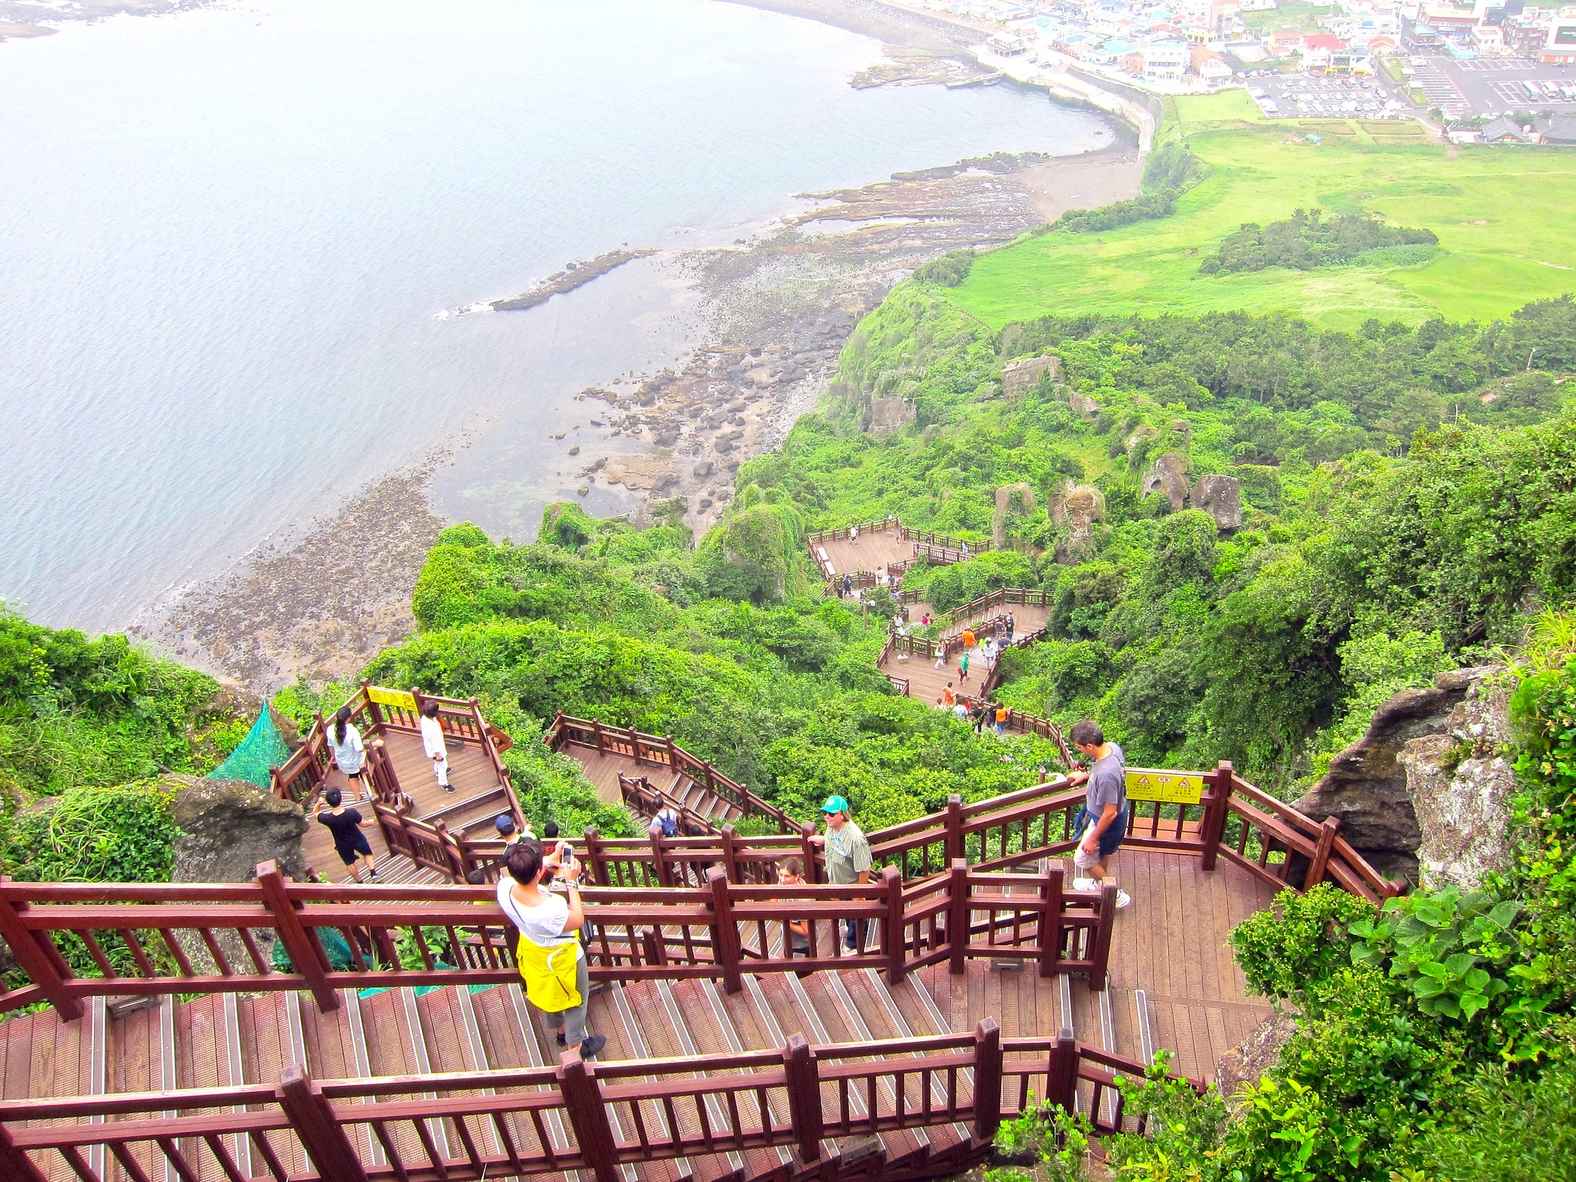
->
<box><xmin>658</xmin><ymin>810</ymin><xmax>679</xmax><ymax>837</ymax></box>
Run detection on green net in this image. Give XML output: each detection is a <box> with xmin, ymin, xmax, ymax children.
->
<box><xmin>210</xmin><ymin>708</ymin><xmax>290</xmax><ymax>789</ymax></box>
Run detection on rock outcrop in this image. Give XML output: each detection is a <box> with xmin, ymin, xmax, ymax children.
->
<box><xmin>865</xmin><ymin>396</ymin><xmax>917</xmax><ymax>436</ymax></box>
<box><xmin>1050</xmin><ymin>481</ymin><xmax>1106</xmax><ymax>564</ymax></box>
<box><xmin>1215</xmin><ymin>1012</ymin><xmax>1297</xmax><ymax>1105</ymax></box>
<box><xmin>1001</xmin><ymin>353</ymin><xmax>1062</xmax><ymax>398</ymax></box>
<box><xmin>1141</xmin><ymin>452</ymin><xmax>1190</xmax><ymax>512</ymax></box>
<box><xmin>172</xmin><ymin>777</ymin><xmax>309</xmax><ymax>974</ymax></box>
<box><xmin>1191</xmin><ymin>475</ymin><xmax>1243</xmax><ymax>532</ymax></box>
<box><xmin>1067</xmin><ymin>391</ymin><xmax>1100</xmax><ymax>418</ymax></box>
<box><xmin>993</xmin><ymin>483</ymin><xmax>1036</xmax><ymax>550</ymax></box>
<box><xmin>1294</xmin><ymin>666</ymin><xmax>1512</xmax><ymax>886</ymax></box>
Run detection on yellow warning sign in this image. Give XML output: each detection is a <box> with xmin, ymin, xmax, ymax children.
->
<box><xmin>1124</xmin><ymin>769</ymin><xmax>1204</xmax><ymax>805</ymax></box>
<box><xmin>367</xmin><ymin>686</ymin><xmax>418</xmax><ymax>713</ymax></box>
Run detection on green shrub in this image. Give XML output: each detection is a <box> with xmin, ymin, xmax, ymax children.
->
<box><xmin>1230</xmin><ymin>884</ymin><xmax>1374</xmax><ymax>1004</ymax></box>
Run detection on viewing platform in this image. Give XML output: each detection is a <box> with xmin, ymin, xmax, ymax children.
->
<box><xmin>0</xmin><ymin>706</ymin><xmax>1402</xmax><ymax>1182</ymax></box>
<box><xmin>269</xmin><ymin>685</ymin><xmax>522</xmax><ymax>884</ymax></box>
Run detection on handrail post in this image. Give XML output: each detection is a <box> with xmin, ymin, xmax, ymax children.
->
<box><xmin>944</xmin><ymin>794</ymin><xmax>964</xmax><ymax>867</ymax></box>
<box><xmin>582</xmin><ymin>828</ymin><xmax>606</xmax><ymax>887</ymax></box>
<box><xmin>435</xmin><ymin>820</ymin><xmax>465</xmax><ymax>882</ymax></box>
<box><xmin>277</xmin><ymin>1065</ymin><xmax>368</xmax><ymax>1182</ymax></box>
<box><xmin>361</xmin><ymin>680</ymin><xmax>383</xmax><ymax>730</ymax></box>
<box><xmin>0</xmin><ymin>1122</ymin><xmax>49</xmax><ymax>1182</ymax></box>
<box><xmin>1047</xmin><ymin>1034</ymin><xmax>1078</xmax><ymax>1112</ymax></box>
<box><xmin>592</xmin><ymin>720</ymin><xmax>605</xmax><ymax>754</ymax></box>
<box><xmin>1038</xmin><ymin>865</ymin><xmax>1064</xmax><ymax>979</ymax></box>
<box><xmin>648</xmin><ymin>829</ymin><xmax>672</xmax><ymax>888</ymax></box>
<box><xmin>557</xmin><ymin>1054</ymin><xmax>620</xmax><ymax>1182</ymax></box>
<box><xmin>720</xmin><ymin>825</ymin><xmax>740</xmax><ymax>883</ymax></box>
<box><xmin>947</xmin><ymin>859</ymin><xmax>969</xmax><ymax>975</ymax></box>
<box><xmin>784</xmin><ymin>1034</ymin><xmax>823</xmax><ymax>1160</ymax></box>
<box><xmin>1199</xmin><ymin>761</ymin><xmax>1234</xmax><ymax>872</ymax></box>
<box><xmin>881</xmin><ymin>865</ymin><xmax>905</xmax><ymax>985</ymax></box>
<box><xmin>1088</xmin><ymin>884</ymin><xmax>1117</xmax><ymax>992</ymax></box>
<box><xmin>0</xmin><ymin>879</ymin><xmax>84</xmax><ymax>1021</ymax></box>
<box><xmin>799</xmin><ymin>823</ymin><xmax>821</xmax><ymax>884</ymax></box>
<box><xmin>972</xmin><ymin>1018</ymin><xmax>1003</xmax><ymax>1142</ymax></box>
<box><xmin>1305</xmin><ymin>816</ymin><xmax>1341</xmax><ymax>889</ymax></box>
<box><xmin>708</xmin><ymin>866</ymin><xmax>744</xmax><ymax>994</ymax></box>
<box><xmin>256</xmin><ymin>861</ymin><xmax>339</xmax><ymax>1013</ymax></box>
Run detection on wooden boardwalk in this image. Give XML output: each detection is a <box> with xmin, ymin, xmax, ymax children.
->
<box><xmin>527</xmin><ymin>737</ymin><xmax>1274</xmax><ymax>1084</ymax></box>
<box><xmin>879</xmin><ymin>601</ymin><xmax>1052</xmax><ymax>709</ymax></box>
<box><xmin>300</xmin><ymin>727</ymin><xmax>511</xmax><ymax>883</ymax></box>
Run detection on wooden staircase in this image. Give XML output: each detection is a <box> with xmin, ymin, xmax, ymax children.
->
<box><xmin>2</xmin><ymin>948</ymin><xmax>1081</xmax><ymax>1180</ymax></box>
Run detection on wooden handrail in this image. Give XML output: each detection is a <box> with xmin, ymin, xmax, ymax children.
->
<box><xmin>0</xmin><ymin>1025</ymin><xmax>1155</xmax><ymax>1180</ymax></box>
<box><xmin>0</xmin><ymin>856</ymin><xmax>1113</xmax><ymax>1016</ymax></box>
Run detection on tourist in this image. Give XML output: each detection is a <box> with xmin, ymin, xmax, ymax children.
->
<box><xmin>960</xmin><ymin>541</ymin><xmax>970</xmax><ymax>559</ymax></box>
<box><xmin>994</xmin><ymin>702</ymin><xmax>1009</xmax><ymax>737</ymax></box>
<box><xmin>1064</xmin><ymin>721</ymin><xmax>1132</xmax><ymax>910</ymax></box>
<box><xmin>959</xmin><ymin>648</ymin><xmax>971</xmax><ymax>683</ymax></box>
<box><xmin>842</xmin><ymin>573</ymin><xmax>853</xmax><ymax>598</ymax></box>
<box><xmin>933</xmin><ymin>645</ymin><xmax>946</xmax><ymax>670</ymax></box>
<box><xmin>849</xmin><ymin>524</ymin><xmax>859</xmax><ymax>543</ymax></box>
<box><xmin>972</xmin><ymin>699</ymin><xmax>990</xmax><ymax>734</ymax></box>
<box><xmin>942</xmin><ymin>682</ymin><xmax>956</xmax><ymax>708</ymax></box>
<box><xmin>814</xmin><ymin>795</ymin><xmax>873</xmax><ymax>950</ymax></box>
<box><xmin>419</xmin><ymin>699</ymin><xmax>453</xmax><ymax>792</ymax></box>
<box><xmin>777</xmin><ymin>857</ymin><xmax>812</xmax><ymax>956</ymax></box>
<box><xmin>962</xmin><ymin>627</ymin><xmax>976</xmax><ymax>651</ymax></box>
<box><xmin>315</xmin><ymin>787</ymin><xmax>377</xmax><ymax>882</ymax></box>
<box><xmin>496</xmin><ymin>839</ymin><xmax>606</xmax><ymax>1059</ymax></box>
<box><xmin>496</xmin><ymin>813</ymin><xmax>534</xmax><ymax>847</ymax></box>
<box><xmin>326</xmin><ymin>706</ymin><xmax>368</xmax><ymax>800</ymax></box>
<box><xmin>952</xmin><ymin>699</ymin><xmax>969</xmax><ymax>720</ymax></box>
<box><xmin>649</xmin><ymin>803</ymin><xmax>680</xmax><ymax>838</ymax></box>
<box><xmin>1006</xmin><ymin>613</ymin><xmax>1015</xmax><ymax>644</ymax></box>
<box><xmin>921</xmin><ymin>611</ymin><xmax>931</xmax><ymax>627</ymax></box>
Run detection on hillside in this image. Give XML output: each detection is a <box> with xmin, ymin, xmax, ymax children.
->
<box><xmin>944</xmin><ymin>107</ymin><xmax>1576</xmax><ymax>329</ymax></box>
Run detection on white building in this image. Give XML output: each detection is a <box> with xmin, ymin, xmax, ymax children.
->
<box><xmin>1144</xmin><ymin>38</ymin><xmax>1191</xmax><ymax>78</ymax></box>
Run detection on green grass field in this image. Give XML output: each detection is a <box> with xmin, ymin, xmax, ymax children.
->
<box><xmin>946</xmin><ymin>110</ymin><xmax>1576</xmax><ymax>330</ymax></box>
<box><xmin>1240</xmin><ymin>1</ymin><xmax>1334</xmax><ymax>31</ymax></box>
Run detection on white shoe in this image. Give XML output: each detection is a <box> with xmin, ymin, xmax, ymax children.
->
<box><xmin>1073</xmin><ymin>877</ymin><xmax>1097</xmax><ymax>892</ymax></box>
<box><xmin>1115</xmin><ymin>890</ymin><xmax>1132</xmax><ymax>910</ymax></box>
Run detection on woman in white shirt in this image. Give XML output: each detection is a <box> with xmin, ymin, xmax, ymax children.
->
<box><xmin>326</xmin><ymin>706</ymin><xmax>367</xmax><ymax>798</ymax></box>
<box><xmin>497</xmin><ymin>840</ymin><xmax>605</xmax><ymax>1059</ymax></box>
<box><xmin>419</xmin><ymin>700</ymin><xmax>453</xmax><ymax>792</ymax></box>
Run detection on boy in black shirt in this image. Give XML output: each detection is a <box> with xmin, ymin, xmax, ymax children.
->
<box><xmin>316</xmin><ymin>788</ymin><xmax>377</xmax><ymax>882</ymax></box>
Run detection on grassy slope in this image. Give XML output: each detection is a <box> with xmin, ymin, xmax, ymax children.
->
<box><xmin>947</xmin><ymin>105</ymin><xmax>1576</xmax><ymax>330</ymax></box>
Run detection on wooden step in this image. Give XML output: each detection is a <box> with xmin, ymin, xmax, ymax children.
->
<box><xmin>423</xmin><ymin>784</ymin><xmax>509</xmax><ymax>829</ymax></box>
<box><xmin>809</xmin><ymin>972</ymin><xmax>928</xmax><ymax>1168</ymax></box>
<box><xmin>602</xmin><ymin>983</ymin><xmax>687</xmax><ymax>1182</ymax></box>
<box><xmin>673</xmin><ymin>978</ymin><xmax>792</xmax><ymax>1180</ymax></box>
<box><xmin>469</xmin><ymin>983</ymin><xmax>583</xmax><ymax>1179</ymax></box>
<box><xmin>416</xmin><ymin>985</ymin><xmax>501</xmax><ymax>1161</ymax></box>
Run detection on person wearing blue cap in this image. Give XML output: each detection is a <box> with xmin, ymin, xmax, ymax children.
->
<box><xmin>816</xmin><ymin>794</ymin><xmax>872</xmax><ymax>950</ymax></box>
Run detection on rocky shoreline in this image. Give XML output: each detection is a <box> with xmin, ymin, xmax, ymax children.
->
<box><xmin>490</xmin><ymin>248</ymin><xmax>657</xmax><ymax>313</ymax></box>
<box><xmin>143</xmin><ymin>0</ymin><xmax>1141</xmax><ymax>692</ymax></box>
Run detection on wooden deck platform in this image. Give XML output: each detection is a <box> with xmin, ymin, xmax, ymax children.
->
<box><xmin>813</xmin><ymin>522</ymin><xmax>918</xmax><ymax>581</ymax></box>
<box><xmin>880</xmin><ymin>601</ymin><xmax>1052</xmax><ymax>708</ymax></box>
<box><xmin>300</xmin><ymin>727</ymin><xmax>509</xmax><ymax>883</ymax></box>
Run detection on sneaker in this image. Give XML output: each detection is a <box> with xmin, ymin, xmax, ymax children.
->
<box><xmin>1073</xmin><ymin>877</ymin><xmax>1097</xmax><ymax>892</ymax></box>
<box><xmin>368</xmin><ymin>868</ymin><xmax>378</xmax><ymax>879</ymax></box>
<box><xmin>579</xmin><ymin>1034</ymin><xmax>606</xmax><ymax>1060</ymax></box>
<box><xmin>555</xmin><ymin>1032</ymin><xmax>567</xmax><ymax>1049</ymax></box>
<box><xmin>1115</xmin><ymin>890</ymin><xmax>1132</xmax><ymax>910</ymax></box>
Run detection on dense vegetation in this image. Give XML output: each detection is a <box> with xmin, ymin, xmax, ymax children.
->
<box><xmin>1051</xmin><ymin>143</ymin><xmax>1204</xmax><ymax>234</ymax></box>
<box><xmin>1199</xmin><ymin>208</ymin><xmax>1438</xmax><ymax>274</ymax></box>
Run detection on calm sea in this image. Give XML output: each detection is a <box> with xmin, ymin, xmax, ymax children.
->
<box><xmin>0</xmin><ymin>0</ymin><xmax>1109</xmax><ymax>633</ymax></box>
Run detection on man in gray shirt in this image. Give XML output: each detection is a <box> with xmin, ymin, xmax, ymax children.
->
<box><xmin>1066</xmin><ymin>720</ymin><xmax>1132</xmax><ymax>910</ymax></box>
<box><xmin>816</xmin><ymin>794</ymin><xmax>873</xmax><ymax>949</ymax></box>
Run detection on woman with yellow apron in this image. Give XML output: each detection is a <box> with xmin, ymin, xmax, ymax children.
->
<box><xmin>496</xmin><ymin>840</ymin><xmax>606</xmax><ymax>1059</ymax></box>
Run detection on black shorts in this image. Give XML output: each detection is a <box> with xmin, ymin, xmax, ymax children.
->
<box><xmin>1075</xmin><ymin>805</ymin><xmax>1127</xmax><ymax>858</ymax></box>
<box><xmin>335</xmin><ymin>834</ymin><xmax>373</xmax><ymax>864</ymax></box>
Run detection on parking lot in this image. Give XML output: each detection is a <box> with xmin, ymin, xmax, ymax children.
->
<box><xmin>1404</xmin><ymin>55</ymin><xmax>1576</xmax><ymax>117</ymax></box>
<box><xmin>1249</xmin><ymin>74</ymin><xmax>1411</xmax><ymax>119</ymax></box>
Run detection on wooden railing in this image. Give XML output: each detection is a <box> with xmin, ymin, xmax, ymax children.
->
<box><xmin>0</xmin><ymin>1021</ymin><xmax>1157</xmax><ymax>1182</ymax></box>
<box><xmin>267</xmin><ymin>683</ymin><xmax>512</xmax><ymax>808</ymax></box>
<box><xmin>0</xmin><ymin>859</ymin><xmax>1115</xmax><ymax>1020</ymax></box>
<box><xmin>545</xmin><ymin>713</ymin><xmax>796</xmax><ymax>833</ymax></box>
<box><xmin>804</xmin><ymin>516</ymin><xmax>903</xmax><ymax>546</ymax></box>
<box><xmin>616</xmin><ymin>771</ymin><xmax>721</xmax><ymax>836</ymax></box>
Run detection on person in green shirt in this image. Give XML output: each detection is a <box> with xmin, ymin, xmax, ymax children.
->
<box><xmin>815</xmin><ymin>794</ymin><xmax>873</xmax><ymax>950</ymax></box>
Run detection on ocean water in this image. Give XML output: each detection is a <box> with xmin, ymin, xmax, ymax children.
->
<box><xmin>0</xmin><ymin>0</ymin><xmax>1109</xmax><ymax>633</ymax></box>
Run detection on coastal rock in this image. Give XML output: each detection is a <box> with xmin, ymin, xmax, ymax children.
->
<box><xmin>693</xmin><ymin>460</ymin><xmax>716</xmax><ymax>479</ymax></box>
<box><xmin>1216</xmin><ymin>1013</ymin><xmax>1298</xmax><ymax>1107</ymax></box>
<box><xmin>993</xmin><ymin>483</ymin><xmax>1036</xmax><ymax>550</ymax></box>
<box><xmin>1001</xmin><ymin>353</ymin><xmax>1063</xmax><ymax>398</ymax></box>
<box><xmin>1068</xmin><ymin>391</ymin><xmax>1100</xmax><ymax>418</ymax></box>
<box><xmin>1191</xmin><ymin>475</ymin><xmax>1243</xmax><ymax>532</ymax></box>
<box><xmin>1140</xmin><ymin>452</ymin><xmax>1189</xmax><ymax>512</ymax></box>
<box><xmin>865</xmin><ymin>396</ymin><xmax>917</xmax><ymax>437</ymax></box>
<box><xmin>1050</xmin><ymin>480</ymin><xmax>1106</xmax><ymax>564</ymax></box>
<box><xmin>172</xmin><ymin>777</ymin><xmax>308</xmax><ymax>975</ymax></box>
<box><xmin>1294</xmin><ymin>666</ymin><xmax>1507</xmax><ymax>885</ymax></box>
